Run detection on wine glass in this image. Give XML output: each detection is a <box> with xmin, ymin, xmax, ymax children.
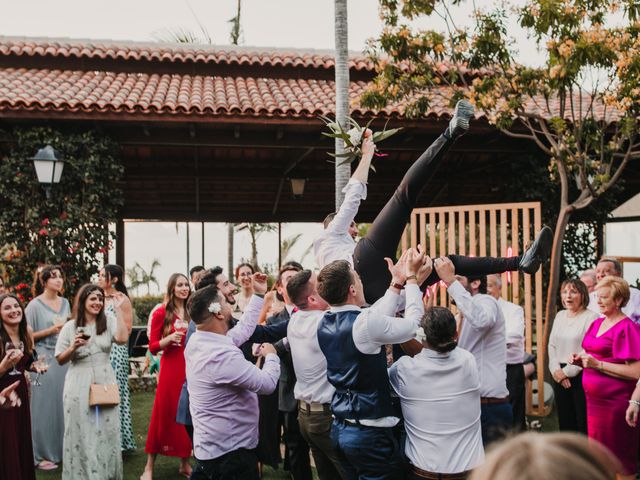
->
<box><xmin>173</xmin><ymin>318</ymin><xmax>188</xmax><ymax>346</ymax></box>
<box><xmin>5</xmin><ymin>341</ymin><xmax>24</xmax><ymax>376</ymax></box>
<box><xmin>31</xmin><ymin>354</ymin><xmax>50</xmax><ymax>386</ymax></box>
<box><xmin>53</xmin><ymin>315</ymin><xmax>66</xmax><ymax>328</ymax></box>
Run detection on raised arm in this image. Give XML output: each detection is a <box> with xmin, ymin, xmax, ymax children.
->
<box><xmin>221</xmin><ymin>345</ymin><xmax>281</xmax><ymax>395</ymax></box>
<box><xmin>227</xmin><ymin>273</ymin><xmax>267</xmax><ymax>346</ymax></box>
<box><xmin>354</xmin><ymin>248</ymin><xmax>428</xmax><ymax>352</ymax></box>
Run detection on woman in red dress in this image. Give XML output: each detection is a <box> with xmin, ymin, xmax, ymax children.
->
<box><xmin>0</xmin><ymin>294</ymin><xmax>39</xmax><ymax>480</ymax></box>
<box><xmin>141</xmin><ymin>274</ymin><xmax>193</xmax><ymax>479</ymax></box>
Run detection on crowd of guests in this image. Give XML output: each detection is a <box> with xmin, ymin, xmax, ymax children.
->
<box><xmin>1</xmin><ymin>101</ymin><xmax>639</xmax><ymax>480</ymax></box>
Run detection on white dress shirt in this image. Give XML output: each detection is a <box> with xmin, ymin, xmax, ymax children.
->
<box><xmin>389</xmin><ymin>348</ymin><xmax>484</xmax><ymax>474</ymax></box>
<box><xmin>185</xmin><ymin>295</ymin><xmax>280</xmax><ymax>460</ymax></box>
<box><xmin>497</xmin><ymin>298</ymin><xmax>525</xmax><ymax>365</ymax></box>
<box><xmin>448</xmin><ymin>281</ymin><xmax>508</xmax><ymax>398</ymax></box>
<box><xmin>287</xmin><ymin>309</ymin><xmax>335</xmax><ymax>404</ymax></box>
<box><xmin>588</xmin><ymin>287</ymin><xmax>640</xmax><ymax>323</ymax></box>
<box><xmin>329</xmin><ymin>283</ymin><xmax>425</xmax><ymax>426</ymax></box>
<box><xmin>313</xmin><ymin>179</ymin><xmax>366</xmax><ymax>268</ymax></box>
<box><xmin>548</xmin><ymin>309</ymin><xmax>598</xmax><ymax>378</ymax></box>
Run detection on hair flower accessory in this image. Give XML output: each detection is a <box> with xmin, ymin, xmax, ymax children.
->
<box><xmin>208</xmin><ymin>302</ymin><xmax>222</xmax><ymax>314</ymax></box>
<box><xmin>415</xmin><ymin>327</ymin><xmax>426</xmax><ymax>342</ymax></box>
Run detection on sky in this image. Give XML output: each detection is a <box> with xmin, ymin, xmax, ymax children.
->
<box><xmin>2</xmin><ymin>0</ymin><xmax>637</xmax><ymax>292</ymax></box>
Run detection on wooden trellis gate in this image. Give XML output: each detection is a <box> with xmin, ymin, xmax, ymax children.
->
<box><xmin>400</xmin><ymin>201</ymin><xmax>549</xmax><ymax>416</ymax></box>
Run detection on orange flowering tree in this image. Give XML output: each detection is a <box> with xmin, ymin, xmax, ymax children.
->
<box><xmin>0</xmin><ymin>127</ymin><xmax>123</xmax><ymax>302</ymax></box>
<box><xmin>361</xmin><ymin>0</ymin><xmax>640</xmax><ymax>341</ymax></box>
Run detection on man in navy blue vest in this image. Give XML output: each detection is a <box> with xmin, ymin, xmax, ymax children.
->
<box><xmin>316</xmin><ymin>249</ymin><xmax>429</xmax><ymax>479</ymax></box>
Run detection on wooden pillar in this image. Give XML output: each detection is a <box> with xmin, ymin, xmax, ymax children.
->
<box><xmin>115</xmin><ymin>219</ymin><xmax>125</xmax><ymax>268</ymax></box>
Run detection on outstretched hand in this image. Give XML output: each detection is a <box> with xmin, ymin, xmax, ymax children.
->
<box><xmin>252</xmin><ymin>273</ymin><xmax>269</xmax><ymax>295</ymax></box>
<box><xmin>405</xmin><ymin>247</ymin><xmax>426</xmax><ymax>278</ymax></box>
<box><xmin>385</xmin><ymin>249</ymin><xmax>410</xmax><ymax>286</ymax></box>
<box><xmin>434</xmin><ymin>257</ymin><xmax>456</xmax><ymax>285</ymax></box>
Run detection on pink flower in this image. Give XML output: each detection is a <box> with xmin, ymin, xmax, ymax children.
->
<box><xmin>38</xmin><ymin>228</ymin><xmax>48</xmax><ymax>236</ymax></box>
<box><xmin>41</xmin><ymin>218</ymin><xmax>50</xmax><ymax>226</ymax></box>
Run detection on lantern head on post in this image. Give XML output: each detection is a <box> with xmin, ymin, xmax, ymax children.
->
<box><xmin>290</xmin><ymin>178</ymin><xmax>306</xmax><ymax>199</ymax></box>
<box><xmin>31</xmin><ymin>145</ymin><xmax>64</xmax><ymax>199</ymax></box>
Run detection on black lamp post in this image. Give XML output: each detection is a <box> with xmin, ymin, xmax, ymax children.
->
<box><xmin>31</xmin><ymin>145</ymin><xmax>64</xmax><ymax>199</ymax></box>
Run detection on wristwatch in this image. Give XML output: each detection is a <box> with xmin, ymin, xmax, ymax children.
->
<box><xmin>390</xmin><ymin>281</ymin><xmax>405</xmax><ymax>290</ymax></box>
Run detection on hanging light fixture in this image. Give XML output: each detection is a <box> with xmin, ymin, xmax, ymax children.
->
<box><xmin>31</xmin><ymin>145</ymin><xmax>64</xmax><ymax>198</ymax></box>
<box><xmin>290</xmin><ymin>178</ymin><xmax>306</xmax><ymax>198</ymax></box>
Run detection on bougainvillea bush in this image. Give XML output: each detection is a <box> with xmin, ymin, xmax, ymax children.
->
<box><xmin>0</xmin><ymin>127</ymin><xmax>123</xmax><ymax>301</ymax></box>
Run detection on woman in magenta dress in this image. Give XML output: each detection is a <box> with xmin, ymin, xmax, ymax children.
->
<box><xmin>0</xmin><ymin>294</ymin><xmax>38</xmax><ymax>480</ymax></box>
<box><xmin>572</xmin><ymin>275</ymin><xmax>640</xmax><ymax>480</ymax></box>
<box><xmin>141</xmin><ymin>273</ymin><xmax>193</xmax><ymax>480</ymax></box>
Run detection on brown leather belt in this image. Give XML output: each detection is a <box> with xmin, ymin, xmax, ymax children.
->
<box><xmin>410</xmin><ymin>464</ymin><xmax>470</xmax><ymax>479</ymax></box>
<box><xmin>298</xmin><ymin>400</ymin><xmax>331</xmax><ymax>414</ymax></box>
<box><xmin>480</xmin><ymin>396</ymin><xmax>509</xmax><ymax>405</ymax></box>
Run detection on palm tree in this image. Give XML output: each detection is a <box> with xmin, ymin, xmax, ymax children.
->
<box><xmin>279</xmin><ymin>233</ymin><xmax>312</xmax><ymax>264</ymax></box>
<box><xmin>228</xmin><ymin>0</ymin><xmax>242</xmax><ymax>45</ymax></box>
<box><xmin>334</xmin><ymin>0</ymin><xmax>350</xmax><ymax>209</ymax></box>
<box><xmin>134</xmin><ymin>259</ymin><xmax>161</xmax><ymax>295</ymax></box>
<box><xmin>125</xmin><ymin>264</ymin><xmax>144</xmax><ymax>296</ymax></box>
<box><xmin>236</xmin><ymin>223</ymin><xmax>276</xmax><ymax>269</ymax></box>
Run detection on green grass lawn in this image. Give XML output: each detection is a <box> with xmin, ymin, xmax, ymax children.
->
<box><xmin>36</xmin><ymin>390</ymin><xmax>294</xmax><ymax>480</ymax></box>
<box><xmin>35</xmin><ymin>389</ymin><xmax>558</xmax><ymax>479</ymax></box>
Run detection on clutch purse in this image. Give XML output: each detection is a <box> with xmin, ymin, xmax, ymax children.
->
<box><xmin>89</xmin><ymin>383</ymin><xmax>120</xmax><ymax>407</ymax></box>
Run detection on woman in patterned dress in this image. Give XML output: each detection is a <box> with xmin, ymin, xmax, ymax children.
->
<box><xmin>55</xmin><ymin>284</ymin><xmax>129</xmax><ymax>480</ymax></box>
<box><xmin>98</xmin><ymin>264</ymin><xmax>136</xmax><ymax>452</ymax></box>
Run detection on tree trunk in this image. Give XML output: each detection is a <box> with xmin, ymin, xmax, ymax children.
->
<box><xmin>542</xmin><ymin>205</ymin><xmax>574</xmax><ymax>357</ymax></box>
<box><xmin>227</xmin><ymin>224</ymin><xmax>235</xmax><ymax>281</ymax></box>
<box><xmin>251</xmin><ymin>233</ymin><xmax>258</xmax><ymax>270</ymax></box>
<box><xmin>334</xmin><ymin>0</ymin><xmax>350</xmax><ymax>209</ymax></box>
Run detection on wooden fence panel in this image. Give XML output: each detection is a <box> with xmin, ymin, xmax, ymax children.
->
<box><xmin>403</xmin><ymin>202</ymin><xmax>548</xmax><ymax>416</ymax></box>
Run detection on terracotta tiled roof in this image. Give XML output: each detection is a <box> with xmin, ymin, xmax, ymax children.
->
<box><xmin>0</xmin><ymin>37</ymin><xmax>615</xmax><ymax>123</ymax></box>
<box><xmin>0</xmin><ymin>36</ymin><xmax>375</xmax><ymax>71</ymax></box>
<box><xmin>0</xmin><ymin>68</ymin><xmax>406</xmax><ymax>118</ymax></box>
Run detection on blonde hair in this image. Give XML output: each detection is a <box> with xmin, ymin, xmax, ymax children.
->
<box><xmin>469</xmin><ymin>432</ymin><xmax>618</xmax><ymax>480</ymax></box>
<box><xmin>595</xmin><ymin>275</ymin><xmax>631</xmax><ymax>308</ymax></box>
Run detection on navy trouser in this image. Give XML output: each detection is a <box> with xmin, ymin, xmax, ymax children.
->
<box><xmin>330</xmin><ymin>420</ymin><xmax>404</xmax><ymax>480</ymax></box>
<box><xmin>353</xmin><ymin>134</ymin><xmax>520</xmax><ymax>304</ymax></box>
<box><xmin>480</xmin><ymin>403</ymin><xmax>513</xmax><ymax>446</ymax></box>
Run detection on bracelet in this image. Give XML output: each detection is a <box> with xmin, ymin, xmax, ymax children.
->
<box><xmin>599</xmin><ymin>361</ymin><xmax>604</xmax><ymax>372</ymax></box>
<box><xmin>390</xmin><ymin>281</ymin><xmax>405</xmax><ymax>290</ymax></box>
<box><xmin>630</xmin><ymin>400</ymin><xmax>640</xmax><ymax>407</ymax></box>
<box><xmin>406</xmin><ymin>274</ymin><xmax>417</xmax><ymax>282</ymax></box>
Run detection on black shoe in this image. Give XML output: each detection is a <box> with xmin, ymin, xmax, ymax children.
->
<box><xmin>519</xmin><ymin>226</ymin><xmax>553</xmax><ymax>274</ymax></box>
<box><xmin>444</xmin><ymin>100</ymin><xmax>474</xmax><ymax>139</ymax></box>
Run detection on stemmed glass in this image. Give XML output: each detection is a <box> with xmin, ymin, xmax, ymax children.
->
<box><xmin>173</xmin><ymin>318</ymin><xmax>188</xmax><ymax>346</ymax></box>
<box><xmin>31</xmin><ymin>354</ymin><xmax>50</xmax><ymax>386</ymax></box>
<box><xmin>5</xmin><ymin>341</ymin><xmax>24</xmax><ymax>376</ymax></box>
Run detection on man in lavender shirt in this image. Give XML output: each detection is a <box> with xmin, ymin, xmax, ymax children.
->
<box><xmin>185</xmin><ymin>275</ymin><xmax>280</xmax><ymax>480</ymax></box>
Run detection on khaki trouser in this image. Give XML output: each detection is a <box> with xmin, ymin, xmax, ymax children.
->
<box><xmin>297</xmin><ymin>403</ymin><xmax>346</xmax><ymax>480</ymax></box>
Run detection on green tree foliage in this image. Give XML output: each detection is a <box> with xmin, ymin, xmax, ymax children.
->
<box><xmin>0</xmin><ymin>127</ymin><xmax>123</xmax><ymax>301</ymax></box>
<box><xmin>362</xmin><ymin>0</ymin><xmax>639</xmax><ymax>341</ymax></box>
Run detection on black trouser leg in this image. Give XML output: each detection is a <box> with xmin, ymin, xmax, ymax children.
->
<box><xmin>354</xmin><ymin>134</ymin><xmax>454</xmax><ymax>304</ymax></box>
<box><xmin>506</xmin><ymin>364</ymin><xmax>526</xmax><ymax>431</ymax></box>
<box><xmin>553</xmin><ymin>371</ymin><xmax>587</xmax><ymax>434</ymax></box>
<box><xmin>354</xmin><ymin>134</ymin><xmax>522</xmax><ymax>304</ymax></box>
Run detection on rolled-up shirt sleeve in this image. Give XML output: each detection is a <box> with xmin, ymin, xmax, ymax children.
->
<box><xmin>447</xmin><ymin>281</ymin><xmax>497</xmax><ymax>331</ymax></box>
<box><xmin>218</xmin><ymin>350</ymin><xmax>280</xmax><ymax>395</ymax></box>
<box><xmin>353</xmin><ymin>284</ymin><xmax>424</xmax><ymax>354</ymax></box>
